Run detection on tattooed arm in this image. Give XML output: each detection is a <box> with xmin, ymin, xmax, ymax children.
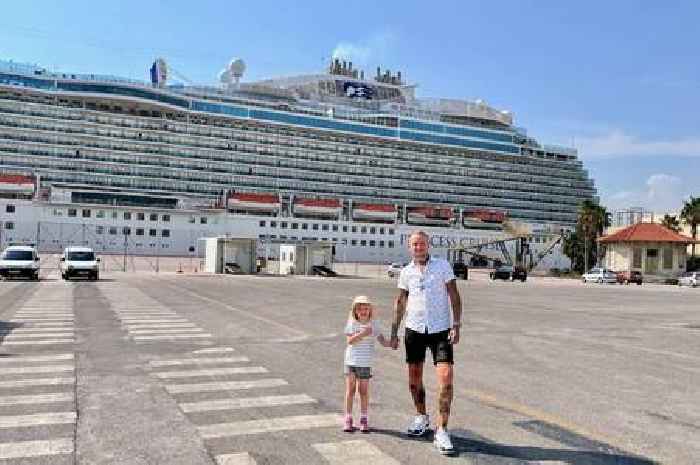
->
<box><xmin>391</xmin><ymin>289</ymin><xmax>408</xmax><ymax>350</ymax></box>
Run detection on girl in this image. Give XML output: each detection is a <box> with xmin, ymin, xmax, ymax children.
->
<box><xmin>343</xmin><ymin>295</ymin><xmax>391</xmax><ymax>432</ymax></box>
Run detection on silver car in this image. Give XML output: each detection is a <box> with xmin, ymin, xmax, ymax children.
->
<box><xmin>582</xmin><ymin>267</ymin><xmax>617</xmax><ymax>284</ymax></box>
<box><xmin>678</xmin><ymin>271</ymin><xmax>698</xmax><ymax>288</ymax></box>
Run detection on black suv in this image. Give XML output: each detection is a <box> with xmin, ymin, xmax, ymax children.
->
<box><xmin>490</xmin><ymin>265</ymin><xmax>527</xmax><ymax>282</ymax></box>
<box><xmin>452</xmin><ymin>262</ymin><xmax>469</xmax><ymax>279</ymax></box>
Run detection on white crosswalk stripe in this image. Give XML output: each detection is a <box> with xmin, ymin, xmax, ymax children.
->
<box><xmin>0</xmin><ymin>393</ymin><xmax>73</xmax><ymax>406</ymax></box>
<box><xmin>133</xmin><ymin>334</ymin><xmax>212</xmax><ymax>341</ymax></box>
<box><xmin>180</xmin><ymin>394</ymin><xmax>316</xmax><ymax>413</ymax></box>
<box><xmin>1</xmin><ymin>339</ymin><xmax>75</xmax><ymax>345</ymax></box>
<box><xmin>165</xmin><ymin>378</ymin><xmax>288</xmax><ymax>394</ymax></box>
<box><xmin>4</xmin><ymin>332</ymin><xmax>75</xmax><ymax>339</ymax></box>
<box><xmin>0</xmin><ymin>377</ymin><xmax>75</xmax><ymax>389</ymax></box>
<box><xmin>0</xmin><ymin>438</ymin><xmax>74</xmax><ymax>459</ymax></box>
<box><xmin>120</xmin><ymin>319</ymin><xmax>190</xmax><ymax>324</ymax></box>
<box><xmin>0</xmin><ymin>412</ymin><xmax>76</xmax><ymax>428</ymax></box>
<box><xmin>13</xmin><ymin>321</ymin><xmax>74</xmax><ymax>327</ymax></box>
<box><xmin>0</xmin><ymin>353</ymin><xmax>73</xmax><ymax>364</ymax></box>
<box><xmin>8</xmin><ymin>328</ymin><xmax>75</xmax><ymax>333</ymax></box>
<box><xmin>153</xmin><ymin>367</ymin><xmax>268</xmax><ymax>379</ymax></box>
<box><xmin>128</xmin><ymin>329</ymin><xmax>206</xmax><ymax>335</ymax></box>
<box><xmin>198</xmin><ymin>414</ymin><xmax>340</xmax><ymax>438</ymax></box>
<box><xmin>126</xmin><ymin>323</ymin><xmax>198</xmax><ymax>330</ymax></box>
<box><xmin>193</xmin><ymin>347</ymin><xmax>235</xmax><ymax>354</ymax></box>
<box><xmin>2</xmin><ymin>365</ymin><xmax>74</xmax><ymax>375</ymax></box>
<box><xmin>312</xmin><ymin>440</ymin><xmax>401</xmax><ymax>465</ymax></box>
<box><xmin>215</xmin><ymin>453</ymin><xmax>257</xmax><ymax>465</ymax></box>
<box><xmin>149</xmin><ymin>356</ymin><xmax>249</xmax><ymax>367</ymax></box>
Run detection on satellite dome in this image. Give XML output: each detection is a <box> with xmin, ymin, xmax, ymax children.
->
<box><xmin>220</xmin><ymin>58</ymin><xmax>246</xmax><ymax>89</ymax></box>
<box><xmin>229</xmin><ymin>58</ymin><xmax>246</xmax><ymax>78</ymax></box>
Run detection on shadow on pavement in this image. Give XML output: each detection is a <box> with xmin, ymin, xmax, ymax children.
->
<box><xmin>368</xmin><ymin>427</ymin><xmax>658</xmax><ymax>464</ymax></box>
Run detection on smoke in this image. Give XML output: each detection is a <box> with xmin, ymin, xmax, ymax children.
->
<box><xmin>331</xmin><ymin>31</ymin><xmax>396</xmax><ymax>66</ymax></box>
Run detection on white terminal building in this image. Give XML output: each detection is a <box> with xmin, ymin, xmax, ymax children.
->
<box><xmin>0</xmin><ymin>55</ymin><xmax>597</xmax><ymax>268</ymax></box>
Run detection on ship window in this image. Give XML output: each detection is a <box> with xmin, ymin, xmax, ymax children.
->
<box><xmin>370</xmin><ymin>227</ymin><xmax>376</xmax><ymax>234</ymax></box>
<box><xmin>388</xmin><ymin>240</ymin><xmax>395</xmax><ymax>248</ymax></box>
<box><xmin>137</xmin><ymin>212</ymin><xmax>145</xmax><ymax>221</ymax></box>
<box><xmin>96</xmin><ymin>226</ymin><xmax>104</xmax><ymax>234</ymax></box>
<box><xmin>162</xmin><ymin>229</ymin><xmax>170</xmax><ymax>237</ymax></box>
<box><xmin>351</xmin><ymin>240</ymin><xmax>357</xmax><ymax>246</ymax></box>
<box><xmin>379</xmin><ymin>240</ymin><xmax>385</xmax><ymax>248</ymax></box>
<box><xmin>124</xmin><ymin>212</ymin><xmax>132</xmax><ymax>220</ymax></box>
<box><xmin>190</xmin><ymin>217</ymin><xmax>196</xmax><ymax>224</ymax></box>
<box><xmin>291</xmin><ymin>223</ymin><xmax>298</xmax><ymax>230</ymax></box>
<box><xmin>4</xmin><ymin>221</ymin><xmax>14</xmax><ymax>230</ymax></box>
<box><xmin>82</xmin><ymin>209</ymin><xmax>91</xmax><ymax>218</ymax></box>
<box><xmin>322</xmin><ymin>224</ymin><xmax>329</xmax><ymax>231</ymax></box>
<box><xmin>149</xmin><ymin>229</ymin><xmax>157</xmax><ymax>237</ymax></box>
<box><xmin>370</xmin><ymin>240</ymin><xmax>376</xmax><ymax>247</ymax></box>
<box><xmin>96</xmin><ymin>210</ymin><xmax>105</xmax><ymax>219</ymax></box>
<box><xmin>332</xmin><ymin>225</ymin><xmax>338</xmax><ymax>232</ymax></box>
<box><xmin>271</xmin><ymin>221</ymin><xmax>277</xmax><ymax>227</ymax></box>
<box><xmin>259</xmin><ymin>220</ymin><xmax>266</xmax><ymax>227</ymax></box>
<box><xmin>388</xmin><ymin>229</ymin><xmax>395</xmax><ymax>235</ymax></box>
<box><xmin>136</xmin><ymin>228</ymin><xmax>144</xmax><ymax>236</ymax></box>
<box><xmin>162</xmin><ymin>214</ymin><xmax>170</xmax><ymax>222</ymax></box>
<box><xmin>343</xmin><ymin>226</ymin><xmax>348</xmax><ymax>233</ymax></box>
<box><xmin>150</xmin><ymin>213</ymin><xmax>158</xmax><ymax>221</ymax></box>
<box><xmin>200</xmin><ymin>217</ymin><xmax>207</xmax><ymax>224</ymax></box>
<box><xmin>109</xmin><ymin>227</ymin><xmax>117</xmax><ymax>235</ymax></box>
<box><xmin>123</xmin><ymin>227</ymin><xmax>131</xmax><ymax>235</ymax></box>
<box><xmin>351</xmin><ymin>226</ymin><xmax>357</xmax><ymax>233</ymax></box>
<box><xmin>301</xmin><ymin>223</ymin><xmax>308</xmax><ymax>230</ymax></box>
<box><xmin>360</xmin><ymin>240</ymin><xmax>367</xmax><ymax>246</ymax></box>
<box><xmin>361</xmin><ymin>227</ymin><xmax>367</xmax><ymax>234</ymax></box>
<box><xmin>5</xmin><ymin>205</ymin><xmax>15</xmax><ymax>213</ymax></box>
<box><xmin>312</xmin><ymin>224</ymin><xmax>319</xmax><ymax>230</ymax></box>
<box><xmin>68</xmin><ymin>209</ymin><xmax>77</xmax><ymax>217</ymax></box>
<box><xmin>281</xmin><ymin>222</ymin><xmax>288</xmax><ymax>229</ymax></box>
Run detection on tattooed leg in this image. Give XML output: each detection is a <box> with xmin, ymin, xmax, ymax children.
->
<box><xmin>436</xmin><ymin>363</ymin><xmax>454</xmax><ymax>427</ymax></box>
<box><xmin>408</xmin><ymin>363</ymin><xmax>427</xmax><ymax>415</ymax></box>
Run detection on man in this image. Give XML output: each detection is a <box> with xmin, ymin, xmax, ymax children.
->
<box><xmin>391</xmin><ymin>230</ymin><xmax>462</xmax><ymax>455</ymax></box>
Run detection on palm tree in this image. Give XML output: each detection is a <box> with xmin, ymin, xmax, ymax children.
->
<box><xmin>680</xmin><ymin>196</ymin><xmax>700</xmax><ymax>257</ymax></box>
<box><xmin>577</xmin><ymin>200</ymin><xmax>611</xmax><ymax>271</ymax></box>
<box><xmin>661</xmin><ymin>214</ymin><xmax>681</xmax><ymax>233</ymax></box>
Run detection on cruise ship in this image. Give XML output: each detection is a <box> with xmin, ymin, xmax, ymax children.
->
<box><xmin>0</xmin><ymin>56</ymin><xmax>596</xmax><ymax>268</ymax></box>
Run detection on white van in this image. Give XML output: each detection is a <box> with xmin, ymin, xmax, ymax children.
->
<box><xmin>0</xmin><ymin>245</ymin><xmax>40</xmax><ymax>280</ymax></box>
<box><xmin>60</xmin><ymin>246</ymin><xmax>100</xmax><ymax>280</ymax></box>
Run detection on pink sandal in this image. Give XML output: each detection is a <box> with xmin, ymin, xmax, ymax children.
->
<box><xmin>343</xmin><ymin>416</ymin><xmax>354</xmax><ymax>432</ymax></box>
<box><xmin>359</xmin><ymin>416</ymin><xmax>369</xmax><ymax>433</ymax></box>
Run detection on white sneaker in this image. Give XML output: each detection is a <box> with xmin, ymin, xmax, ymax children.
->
<box><xmin>433</xmin><ymin>428</ymin><xmax>455</xmax><ymax>455</ymax></box>
<box><xmin>406</xmin><ymin>414</ymin><xmax>430</xmax><ymax>436</ymax></box>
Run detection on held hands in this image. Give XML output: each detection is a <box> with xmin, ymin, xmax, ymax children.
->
<box><xmin>389</xmin><ymin>335</ymin><xmax>399</xmax><ymax>350</ymax></box>
<box><xmin>448</xmin><ymin>326</ymin><xmax>460</xmax><ymax>345</ymax></box>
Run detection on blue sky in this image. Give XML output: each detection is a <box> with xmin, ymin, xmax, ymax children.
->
<box><xmin>1</xmin><ymin>1</ymin><xmax>697</xmax><ymax>214</ymax></box>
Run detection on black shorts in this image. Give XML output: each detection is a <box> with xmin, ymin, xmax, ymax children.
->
<box><xmin>405</xmin><ymin>328</ymin><xmax>454</xmax><ymax>365</ymax></box>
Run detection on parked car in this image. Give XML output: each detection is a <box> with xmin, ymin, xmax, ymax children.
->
<box><xmin>60</xmin><ymin>246</ymin><xmax>100</xmax><ymax>280</ymax></box>
<box><xmin>582</xmin><ymin>267</ymin><xmax>617</xmax><ymax>284</ymax></box>
<box><xmin>678</xmin><ymin>271</ymin><xmax>699</xmax><ymax>288</ymax></box>
<box><xmin>452</xmin><ymin>261</ymin><xmax>469</xmax><ymax>279</ymax></box>
<box><xmin>616</xmin><ymin>270</ymin><xmax>643</xmax><ymax>285</ymax></box>
<box><xmin>490</xmin><ymin>265</ymin><xmax>527</xmax><ymax>282</ymax></box>
<box><xmin>386</xmin><ymin>262</ymin><xmax>404</xmax><ymax>278</ymax></box>
<box><xmin>0</xmin><ymin>245</ymin><xmax>40</xmax><ymax>280</ymax></box>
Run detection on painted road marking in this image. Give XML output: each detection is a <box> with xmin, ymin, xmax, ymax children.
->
<box><xmin>0</xmin><ymin>438</ymin><xmax>73</xmax><ymax>459</ymax></box>
<box><xmin>215</xmin><ymin>453</ymin><xmax>257</xmax><ymax>465</ymax></box>
<box><xmin>198</xmin><ymin>414</ymin><xmax>340</xmax><ymax>439</ymax></box>
<box><xmin>153</xmin><ymin>367</ymin><xmax>267</xmax><ymax>379</ymax></box>
<box><xmin>0</xmin><ymin>393</ymin><xmax>73</xmax><ymax>406</ymax></box>
<box><xmin>180</xmin><ymin>394</ymin><xmax>316</xmax><ymax>413</ymax></box>
<box><xmin>165</xmin><ymin>378</ymin><xmax>288</xmax><ymax>394</ymax></box>
<box><xmin>0</xmin><ymin>412</ymin><xmax>76</xmax><ymax>428</ymax></box>
<box><xmin>0</xmin><ymin>354</ymin><xmax>73</xmax><ymax>364</ymax></box>
<box><xmin>0</xmin><ymin>377</ymin><xmax>75</xmax><ymax>389</ymax></box>
<box><xmin>312</xmin><ymin>440</ymin><xmax>401</xmax><ymax>465</ymax></box>
<box><xmin>149</xmin><ymin>356</ymin><xmax>249</xmax><ymax>367</ymax></box>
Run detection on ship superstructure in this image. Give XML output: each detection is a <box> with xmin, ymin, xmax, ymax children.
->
<box><xmin>0</xmin><ymin>56</ymin><xmax>596</xmax><ymax>268</ymax></box>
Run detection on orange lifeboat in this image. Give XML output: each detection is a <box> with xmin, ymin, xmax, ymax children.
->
<box><xmin>0</xmin><ymin>174</ymin><xmax>35</xmax><ymax>195</ymax></box>
<box><xmin>352</xmin><ymin>203</ymin><xmax>396</xmax><ymax>222</ymax></box>
<box><xmin>406</xmin><ymin>206</ymin><xmax>454</xmax><ymax>226</ymax></box>
<box><xmin>227</xmin><ymin>192</ymin><xmax>280</xmax><ymax>212</ymax></box>
<box><xmin>462</xmin><ymin>208</ymin><xmax>506</xmax><ymax>229</ymax></box>
<box><xmin>293</xmin><ymin>197</ymin><xmax>342</xmax><ymax>217</ymax></box>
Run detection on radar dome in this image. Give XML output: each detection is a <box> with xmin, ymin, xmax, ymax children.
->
<box><xmin>219</xmin><ymin>58</ymin><xmax>246</xmax><ymax>89</ymax></box>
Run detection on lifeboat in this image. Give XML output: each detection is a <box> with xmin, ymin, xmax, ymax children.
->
<box><xmin>406</xmin><ymin>206</ymin><xmax>454</xmax><ymax>226</ymax></box>
<box><xmin>462</xmin><ymin>208</ymin><xmax>506</xmax><ymax>229</ymax></box>
<box><xmin>293</xmin><ymin>197</ymin><xmax>342</xmax><ymax>218</ymax></box>
<box><xmin>227</xmin><ymin>192</ymin><xmax>280</xmax><ymax>212</ymax></box>
<box><xmin>352</xmin><ymin>203</ymin><xmax>396</xmax><ymax>222</ymax></box>
<box><xmin>0</xmin><ymin>174</ymin><xmax>35</xmax><ymax>195</ymax></box>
